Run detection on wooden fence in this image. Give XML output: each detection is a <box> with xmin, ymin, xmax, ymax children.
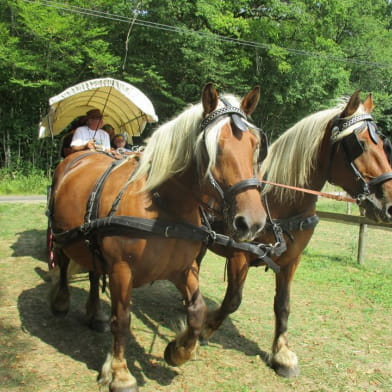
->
<box><xmin>316</xmin><ymin>210</ymin><xmax>392</xmax><ymax>264</ymax></box>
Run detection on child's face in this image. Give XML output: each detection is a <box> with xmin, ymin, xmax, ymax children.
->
<box><xmin>115</xmin><ymin>138</ymin><xmax>126</xmax><ymax>148</ymax></box>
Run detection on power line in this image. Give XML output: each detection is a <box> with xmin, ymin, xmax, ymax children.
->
<box><xmin>21</xmin><ymin>0</ymin><xmax>392</xmax><ymax>69</ymax></box>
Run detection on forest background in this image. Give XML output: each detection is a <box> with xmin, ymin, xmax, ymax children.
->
<box><xmin>1</xmin><ymin>0</ymin><xmax>392</xmax><ymax>178</ymax></box>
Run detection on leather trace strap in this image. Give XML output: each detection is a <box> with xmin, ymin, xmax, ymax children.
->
<box><xmin>52</xmin><ymin>215</ymin><xmax>281</xmax><ymax>273</ymax></box>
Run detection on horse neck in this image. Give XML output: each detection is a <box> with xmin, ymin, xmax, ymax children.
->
<box><xmin>267</xmin><ymin>129</ymin><xmax>332</xmax><ymax>219</ymax></box>
<box><xmin>155</xmin><ymin>164</ymin><xmax>202</xmax><ymax>222</ymax></box>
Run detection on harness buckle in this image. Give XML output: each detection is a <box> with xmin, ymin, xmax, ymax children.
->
<box><xmin>208</xmin><ymin>230</ymin><xmax>217</xmax><ymax>244</ymax></box>
<box><xmin>164</xmin><ymin>226</ymin><xmax>173</xmax><ymax>238</ymax></box>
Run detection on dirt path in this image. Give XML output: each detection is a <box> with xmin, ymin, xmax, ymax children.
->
<box><xmin>0</xmin><ymin>195</ymin><xmax>46</xmax><ymax>203</ymax></box>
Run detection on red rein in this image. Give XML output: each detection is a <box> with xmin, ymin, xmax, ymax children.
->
<box><xmin>260</xmin><ymin>179</ymin><xmax>356</xmax><ymax>204</ymax></box>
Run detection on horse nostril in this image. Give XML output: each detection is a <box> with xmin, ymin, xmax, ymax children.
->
<box><xmin>387</xmin><ymin>205</ymin><xmax>392</xmax><ymax>218</ymax></box>
<box><xmin>233</xmin><ymin>215</ymin><xmax>249</xmax><ymax>233</ymax></box>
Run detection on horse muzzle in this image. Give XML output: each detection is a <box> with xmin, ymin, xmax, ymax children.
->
<box><xmin>358</xmin><ymin>195</ymin><xmax>392</xmax><ymax>223</ymax></box>
<box><xmin>231</xmin><ymin>211</ymin><xmax>266</xmax><ymax>242</ymax></box>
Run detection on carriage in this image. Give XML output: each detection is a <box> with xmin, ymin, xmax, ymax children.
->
<box><xmin>39</xmin><ymin>80</ymin><xmax>392</xmax><ymax>391</ymax></box>
<box><xmin>40</xmin><ymin>78</ymin><xmax>159</xmax><ymax>267</ymax></box>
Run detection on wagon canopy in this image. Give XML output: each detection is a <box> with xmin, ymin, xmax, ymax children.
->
<box><xmin>38</xmin><ymin>78</ymin><xmax>158</xmax><ymax>141</ymax></box>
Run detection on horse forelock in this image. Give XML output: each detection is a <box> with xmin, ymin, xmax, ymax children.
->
<box><xmin>261</xmin><ymin>100</ymin><xmax>365</xmax><ymax>204</ymax></box>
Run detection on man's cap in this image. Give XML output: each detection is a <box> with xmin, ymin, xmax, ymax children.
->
<box><xmin>86</xmin><ymin>109</ymin><xmax>103</xmax><ymax>119</ymax></box>
<box><xmin>102</xmin><ymin>124</ymin><xmax>114</xmax><ymax>131</ymax></box>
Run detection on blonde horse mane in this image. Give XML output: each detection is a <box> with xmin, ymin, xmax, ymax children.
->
<box><xmin>132</xmin><ymin>94</ymin><xmax>259</xmax><ymax>192</ymax></box>
<box><xmin>261</xmin><ymin>99</ymin><xmax>368</xmax><ymax>204</ymax></box>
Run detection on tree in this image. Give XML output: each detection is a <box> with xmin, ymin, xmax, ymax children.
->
<box><xmin>1</xmin><ymin>0</ymin><xmax>392</xmax><ymax>173</ymax></box>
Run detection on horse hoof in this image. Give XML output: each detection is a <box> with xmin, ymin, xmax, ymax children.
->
<box><xmin>163</xmin><ymin>341</ymin><xmax>177</xmax><ymax>366</ymax></box>
<box><xmin>88</xmin><ymin>319</ymin><xmax>110</xmax><ymax>333</ymax></box>
<box><xmin>272</xmin><ymin>363</ymin><xmax>300</xmax><ymax>378</ymax></box>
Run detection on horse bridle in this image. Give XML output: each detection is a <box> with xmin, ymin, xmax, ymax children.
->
<box><xmin>329</xmin><ymin>113</ymin><xmax>392</xmax><ymax>202</ymax></box>
<box><xmin>200</xmin><ymin>98</ymin><xmax>268</xmax><ymax>211</ymax></box>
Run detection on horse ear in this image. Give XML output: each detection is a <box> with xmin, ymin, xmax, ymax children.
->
<box><xmin>241</xmin><ymin>86</ymin><xmax>261</xmax><ymax>116</ymax></box>
<box><xmin>363</xmin><ymin>93</ymin><xmax>375</xmax><ymax>113</ymax></box>
<box><xmin>202</xmin><ymin>82</ymin><xmax>219</xmax><ymax>115</ymax></box>
<box><xmin>341</xmin><ymin>89</ymin><xmax>361</xmax><ymax>118</ymax></box>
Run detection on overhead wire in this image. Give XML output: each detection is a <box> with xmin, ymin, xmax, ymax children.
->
<box><xmin>21</xmin><ymin>0</ymin><xmax>392</xmax><ymax>69</ymax></box>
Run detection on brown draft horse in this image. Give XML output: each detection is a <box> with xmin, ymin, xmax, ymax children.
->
<box><xmin>49</xmin><ymin>83</ymin><xmax>267</xmax><ymax>392</ymax></box>
<box><xmin>198</xmin><ymin>91</ymin><xmax>392</xmax><ymax>377</ymax></box>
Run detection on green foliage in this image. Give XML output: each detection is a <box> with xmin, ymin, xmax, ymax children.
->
<box><xmin>0</xmin><ymin>167</ymin><xmax>50</xmax><ymax>195</ymax></box>
<box><xmin>0</xmin><ymin>0</ymin><xmax>392</xmax><ymax>171</ymax></box>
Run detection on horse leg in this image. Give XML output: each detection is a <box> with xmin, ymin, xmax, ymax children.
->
<box><xmin>200</xmin><ymin>253</ymin><xmax>249</xmax><ymax>344</ymax></box>
<box><xmin>98</xmin><ymin>262</ymin><xmax>137</xmax><ymax>392</ymax></box>
<box><xmin>164</xmin><ymin>262</ymin><xmax>207</xmax><ymax>366</ymax></box>
<box><xmin>270</xmin><ymin>257</ymin><xmax>301</xmax><ymax>377</ymax></box>
<box><xmin>50</xmin><ymin>247</ymin><xmax>70</xmax><ymax>316</ymax></box>
<box><xmin>86</xmin><ymin>271</ymin><xmax>110</xmax><ymax>333</ymax></box>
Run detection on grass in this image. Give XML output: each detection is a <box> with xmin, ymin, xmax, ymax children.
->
<box><xmin>0</xmin><ymin>201</ymin><xmax>391</xmax><ymax>392</ymax></box>
<box><xmin>0</xmin><ymin>169</ymin><xmax>50</xmax><ymax>195</ymax></box>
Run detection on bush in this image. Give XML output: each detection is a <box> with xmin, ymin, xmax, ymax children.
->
<box><xmin>0</xmin><ymin>168</ymin><xmax>51</xmax><ymax>195</ymax></box>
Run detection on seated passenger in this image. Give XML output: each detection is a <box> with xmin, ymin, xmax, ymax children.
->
<box><xmin>112</xmin><ymin>134</ymin><xmax>132</xmax><ymax>153</ymax></box>
<box><xmin>60</xmin><ymin>116</ymin><xmax>87</xmax><ymax>158</ymax></box>
<box><xmin>102</xmin><ymin>124</ymin><xmax>116</xmax><ymax>147</ymax></box>
<box><xmin>71</xmin><ymin>109</ymin><xmax>111</xmax><ymax>152</ymax></box>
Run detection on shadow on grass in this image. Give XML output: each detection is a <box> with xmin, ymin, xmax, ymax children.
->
<box><xmin>18</xmin><ymin>269</ymin><xmax>269</xmax><ymax>389</ymax></box>
<box><xmin>131</xmin><ymin>281</ymin><xmax>267</xmax><ymax>359</ymax></box>
<box><xmin>302</xmin><ymin>247</ymin><xmax>355</xmax><ymax>265</ymax></box>
<box><xmin>11</xmin><ymin>229</ymin><xmax>48</xmax><ymax>263</ymax></box>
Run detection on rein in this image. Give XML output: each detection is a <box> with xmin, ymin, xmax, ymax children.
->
<box><xmin>53</xmin><ymin>214</ymin><xmax>281</xmax><ymax>273</ymax></box>
<box><xmin>260</xmin><ymin>179</ymin><xmax>356</xmax><ymax>203</ymax></box>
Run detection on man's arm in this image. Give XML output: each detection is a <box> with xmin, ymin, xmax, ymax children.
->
<box><xmin>71</xmin><ymin>140</ymin><xmax>96</xmax><ymax>152</ymax></box>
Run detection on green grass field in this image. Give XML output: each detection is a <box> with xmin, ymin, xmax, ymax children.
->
<box><xmin>0</xmin><ymin>201</ymin><xmax>391</xmax><ymax>392</ymax></box>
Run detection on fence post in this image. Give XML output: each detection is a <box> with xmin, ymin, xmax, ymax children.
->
<box><xmin>357</xmin><ymin>223</ymin><xmax>367</xmax><ymax>265</ymax></box>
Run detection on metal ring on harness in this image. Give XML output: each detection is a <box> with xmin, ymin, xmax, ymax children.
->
<box><xmin>164</xmin><ymin>226</ymin><xmax>173</xmax><ymax>238</ymax></box>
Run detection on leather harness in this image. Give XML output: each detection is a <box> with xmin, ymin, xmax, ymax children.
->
<box><xmin>50</xmin><ymin>102</ymin><xmax>281</xmax><ymax>274</ymax></box>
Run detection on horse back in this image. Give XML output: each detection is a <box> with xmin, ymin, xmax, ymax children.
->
<box><xmin>52</xmin><ymin>153</ymin><xmax>139</xmax><ymax>231</ymax></box>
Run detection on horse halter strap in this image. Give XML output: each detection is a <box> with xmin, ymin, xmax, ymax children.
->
<box><xmin>200</xmin><ymin>99</ymin><xmax>265</xmax><ymax>206</ymax></box>
<box><xmin>330</xmin><ymin>113</ymin><xmax>392</xmax><ymax>200</ymax></box>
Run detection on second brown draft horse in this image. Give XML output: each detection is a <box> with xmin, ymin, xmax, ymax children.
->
<box><xmin>199</xmin><ymin>91</ymin><xmax>392</xmax><ymax>377</ymax></box>
<box><xmin>48</xmin><ymin>83</ymin><xmax>267</xmax><ymax>392</ymax></box>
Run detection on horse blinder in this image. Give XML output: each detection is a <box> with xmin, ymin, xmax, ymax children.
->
<box><xmin>231</xmin><ymin>117</ymin><xmax>268</xmax><ymax>164</ymax></box>
<box><xmin>381</xmin><ymin>134</ymin><xmax>392</xmax><ymax>166</ymax></box>
<box><xmin>331</xmin><ymin>114</ymin><xmax>392</xmax><ymax>202</ymax></box>
<box><xmin>258</xmin><ymin>131</ymin><xmax>268</xmax><ymax>164</ymax></box>
<box><xmin>341</xmin><ymin>131</ymin><xmax>364</xmax><ymax>162</ymax></box>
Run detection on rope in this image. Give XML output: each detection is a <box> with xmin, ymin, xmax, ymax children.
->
<box><xmin>260</xmin><ymin>179</ymin><xmax>356</xmax><ymax>203</ymax></box>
